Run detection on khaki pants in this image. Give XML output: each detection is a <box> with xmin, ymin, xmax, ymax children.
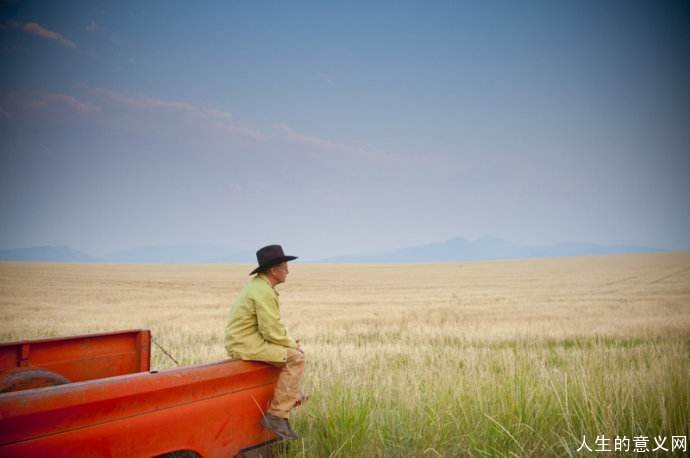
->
<box><xmin>267</xmin><ymin>348</ymin><xmax>305</xmax><ymax>419</ymax></box>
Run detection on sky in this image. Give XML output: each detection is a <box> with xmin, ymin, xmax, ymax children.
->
<box><xmin>1</xmin><ymin>0</ymin><xmax>689</xmax><ymax>261</ymax></box>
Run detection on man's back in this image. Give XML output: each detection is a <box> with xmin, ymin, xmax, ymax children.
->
<box><xmin>225</xmin><ymin>273</ymin><xmax>296</xmax><ymax>363</ymax></box>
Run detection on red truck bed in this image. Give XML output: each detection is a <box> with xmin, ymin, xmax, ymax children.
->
<box><xmin>0</xmin><ymin>330</ymin><xmax>281</xmax><ymax>457</ymax></box>
<box><xmin>0</xmin><ymin>330</ymin><xmax>151</xmax><ymax>385</ymax></box>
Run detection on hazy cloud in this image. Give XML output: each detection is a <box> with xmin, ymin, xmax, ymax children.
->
<box><xmin>273</xmin><ymin>124</ymin><xmax>384</xmax><ymax>160</ymax></box>
<box><xmin>91</xmin><ymin>89</ymin><xmax>263</xmax><ymax>139</ymax></box>
<box><xmin>0</xmin><ymin>92</ymin><xmax>99</xmax><ymax>117</ymax></box>
<box><xmin>86</xmin><ymin>20</ymin><xmax>98</xmax><ymax>32</ymax></box>
<box><xmin>41</xmin><ymin>94</ymin><xmax>98</xmax><ymax>113</ymax></box>
<box><xmin>2</xmin><ymin>21</ymin><xmax>77</xmax><ymax>48</ymax></box>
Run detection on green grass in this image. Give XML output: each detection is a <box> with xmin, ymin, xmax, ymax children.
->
<box><xmin>273</xmin><ymin>335</ymin><xmax>690</xmax><ymax>457</ymax></box>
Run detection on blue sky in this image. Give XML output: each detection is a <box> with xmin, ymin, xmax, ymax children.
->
<box><xmin>1</xmin><ymin>1</ymin><xmax>689</xmax><ymax>260</ymax></box>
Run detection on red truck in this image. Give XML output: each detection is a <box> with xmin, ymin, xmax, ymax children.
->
<box><xmin>0</xmin><ymin>330</ymin><xmax>284</xmax><ymax>457</ymax></box>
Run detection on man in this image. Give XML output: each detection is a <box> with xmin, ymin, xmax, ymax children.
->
<box><xmin>225</xmin><ymin>244</ymin><xmax>305</xmax><ymax>441</ymax></box>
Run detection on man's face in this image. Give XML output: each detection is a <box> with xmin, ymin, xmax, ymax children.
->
<box><xmin>270</xmin><ymin>262</ymin><xmax>289</xmax><ymax>284</ymax></box>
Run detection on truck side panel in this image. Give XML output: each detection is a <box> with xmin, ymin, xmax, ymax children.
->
<box><xmin>0</xmin><ymin>360</ymin><xmax>280</xmax><ymax>457</ymax></box>
<box><xmin>0</xmin><ymin>383</ymin><xmax>276</xmax><ymax>458</ymax></box>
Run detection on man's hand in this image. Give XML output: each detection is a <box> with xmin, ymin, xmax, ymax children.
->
<box><xmin>296</xmin><ymin>340</ymin><xmax>304</xmax><ymax>354</ymax></box>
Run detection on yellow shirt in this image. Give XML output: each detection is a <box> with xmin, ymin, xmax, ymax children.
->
<box><xmin>225</xmin><ymin>273</ymin><xmax>297</xmax><ymax>363</ymax></box>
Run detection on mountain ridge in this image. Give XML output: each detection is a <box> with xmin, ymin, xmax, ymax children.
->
<box><xmin>0</xmin><ymin>238</ymin><xmax>665</xmax><ymax>264</ymax></box>
<box><xmin>318</xmin><ymin>237</ymin><xmax>663</xmax><ymax>263</ymax></box>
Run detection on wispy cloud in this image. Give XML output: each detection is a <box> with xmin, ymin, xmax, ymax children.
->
<box><xmin>0</xmin><ymin>92</ymin><xmax>98</xmax><ymax>118</ymax></box>
<box><xmin>91</xmin><ymin>90</ymin><xmax>387</xmax><ymax>157</ymax></box>
<box><xmin>274</xmin><ymin>124</ymin><xmax>343</xmax><ymax>150</ymax></box>
<box><xmin>86</xmin><ymin>20</ymin><xmax>98</xmax><ymax>32</ymax></box>
<box><xmin>38</xmin><ymin>93</ymin><xmax>98</xmax><ymax>113</ymax></box>
<box><xmin>273</xmin><ymin>124</ymin><xmax>385</xmax><ymax>160</ymax></box>
<box><xmin>2</xmin><ymin>21</ymin><xmax>77</xmax><ymax>48</ymax></box>
<box><xmin>91</xmin><ymin>89</ymin><xmax>263</xmax><ymax>139</ymax></box>
<box><xmin>3</xmin><ymin>86</ymin><xmax>382</xmax><ymax>160</ymax></box>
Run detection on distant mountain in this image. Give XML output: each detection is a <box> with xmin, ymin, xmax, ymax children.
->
<box><xmin>102</xmin><ymin>244</ymin><xmax>254</xmax><ymax>264</ymax></box>
<box><xmin>0</xmin><ymin>239</ymin><xmax>665</xmax><ymax>264</ymax></box>
<box><xmin>0</xmin><ymin>244</ymin><xmax>253</xmax><ymax>264</ymax></box>
<box><xmin>0</xmin><ymin>245</ymin><xmax>100</xmax><ymax>263</ymax></box>
<box><xmin>320</xmin><ymin>237</ymin><xmax>663</xmax><ymax>263</ymax></box>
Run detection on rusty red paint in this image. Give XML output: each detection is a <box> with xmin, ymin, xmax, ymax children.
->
<box><xmin>0</xmin><ymin>331</ymin><xmax>282</xmax><ymax>457</ymax></box>
<box><xmin>0</xmin><ymin>330</ymin><xmax>151</xmax><ymax>384</ymax></box>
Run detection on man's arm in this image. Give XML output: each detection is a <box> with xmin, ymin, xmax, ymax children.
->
<box><xmin>255</xmin><ymin>293</ymin><xmax>297</xmax><ymax>348</ymax></box>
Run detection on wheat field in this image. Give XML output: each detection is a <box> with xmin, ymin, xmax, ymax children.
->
<box><xmin>1</xmin><ymin>252</ymin><xmax>689</xmax><ymax>456</ymax></box>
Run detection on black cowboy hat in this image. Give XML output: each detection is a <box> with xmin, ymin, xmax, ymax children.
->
<box><xmin>250</xmin><ymin>244</ymin><xmax>298</xmax><ymax>275</ymax></box>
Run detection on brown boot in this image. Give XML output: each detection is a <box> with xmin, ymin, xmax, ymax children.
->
<box><xmin>259</xmin><ymin>413</ymin><xmax>299</xmax><ymax>440</ymax></box>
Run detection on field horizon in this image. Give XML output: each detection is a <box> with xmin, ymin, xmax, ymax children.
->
<box><xmin>1</xmin><ymin>251</ymin><xmax>689</xmax><ymax>456</ymax></box>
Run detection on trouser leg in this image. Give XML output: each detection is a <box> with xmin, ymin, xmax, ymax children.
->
<box><xmin>267</xmin><ymin>348</ymin><xmax>305</xmax><ymax>419</ymax></box>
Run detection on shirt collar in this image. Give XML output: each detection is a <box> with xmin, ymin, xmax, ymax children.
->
<box><xmin>256</xmin><ymin>273</ymin><xmax>279</xmax><ymax>296</ymax></box>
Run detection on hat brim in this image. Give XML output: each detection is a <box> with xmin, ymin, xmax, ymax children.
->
<box><xmin>249</xmin><ymin>255</ymin><xmax>298</xmax><ymax>275</ymax></box>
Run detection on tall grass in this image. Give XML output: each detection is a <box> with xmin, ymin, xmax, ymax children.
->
<box><xmin>279</xmin><ymin>335</ymin><xmax>689</xmax><ymax>457</ymax></box>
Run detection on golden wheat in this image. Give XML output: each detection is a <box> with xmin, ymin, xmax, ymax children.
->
<box><xmin>1</xmin><ymin>252</ymin><xmax>689</xmax><ymax>456</ymax></box>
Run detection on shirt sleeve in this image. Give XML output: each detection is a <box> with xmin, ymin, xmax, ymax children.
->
<box><xmin>255</xmin><ymin>290</ymin><xmax>297</xmax><ymax>349</ymax></box>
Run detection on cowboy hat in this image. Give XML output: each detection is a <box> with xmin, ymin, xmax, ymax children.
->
<box><xmin>250</xmin><ymin>244</ymin><xmax>298</xmax><ymax>275</ymax></box>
